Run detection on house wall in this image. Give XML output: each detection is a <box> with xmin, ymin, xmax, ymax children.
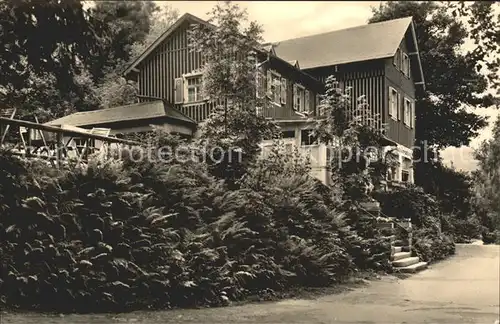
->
<box><xmin>132</xmin><ymin>19</ymin><xmax>321</xmax><ymax>123</ymax></box>
<box><xmin>384</xmin><ymin>37</ymin><xmax>416</xmax><ymax>149</ymax></box>
<box><xmin>304</xmin><ymin>60</ymin><xmax>386</xmax><ymax>131</ymax></box>
<box><xmin>305</xmin><ymin>49</ymin><xmax>417</xmax><ymax>149</ymax></box>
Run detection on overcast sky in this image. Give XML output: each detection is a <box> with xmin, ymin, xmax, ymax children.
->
<box><xmin>165</xmin><ymin>1</ymin><xmax>498</xmax><ymax>171</ymax></box>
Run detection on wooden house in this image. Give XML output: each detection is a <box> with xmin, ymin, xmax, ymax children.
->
<box><xmin>46</xmin><ymin>13</ymin><xmax>425</xmax><ymax>185</ymax></box>
<box><xmin>270</xmin><ymin>16</ymin><xmax>425</xmax><ymax>184</ymax></box>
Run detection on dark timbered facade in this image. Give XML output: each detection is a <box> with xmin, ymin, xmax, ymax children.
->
<box><xmin>124</xmin><ymin>14</ymin><xmax>323</xmax><ymax>124</ymax></box>
<box><xmin>271</xmin><ymin>16</ymin><xmax>425</xmax><ymax>183</ymax></box>
<box><xmin>48</xmin><ymin>14</ymin><xmax>425</xmax><ymax>185</ymax></box>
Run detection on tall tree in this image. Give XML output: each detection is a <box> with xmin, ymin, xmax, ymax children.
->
<box><xmin>188</xmin><ymin>1</ymin><xmax>279</xmax><ymax>187</ymax></box>
<box><xmin>95</xmin><ymin>4</ymin><xmax>180</xmax><ymax>109</ymax></box>
<box><xmin>87</xmin><ymin>1</ymin><xmax>158</xmax><ymax>82</ymax></box>
<box><xmin>369</xmin><ymin>1</ymin><xmax>500</xmax><ymax>187</ymax></box>
<box><xmin>129</xmin><ymin>4</ymin><xmax>180</xmax><ymax>61</ymax></box>
<box><xmin>0</xmin><ymin>0</ymin><xmax>104</xmax><ymax>118</ymax></box>
<box><xmin>474</xmin><ymin>115</ymin><xmax>500</xmax><ymax>232</ymax></box>
<box><xmin>314</xmin><ymin>76</ymin><xmax>398</xmax><ymax>200</ymax></box>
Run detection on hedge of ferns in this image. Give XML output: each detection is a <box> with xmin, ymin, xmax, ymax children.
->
<box><xmin>0</xmin><ymin>148</ymin><xmax>393</xmax><ymax>313</ymax></box>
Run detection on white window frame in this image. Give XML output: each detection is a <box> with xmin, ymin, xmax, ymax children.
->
<box><xmin>183</xmin><ymin>72</ymin><xmax>203</xmax><ymax>104</ymax></box>
<box><xmin>269</xmin><ymin>70</ymin><xmax>282</xmax><ymax>104</ymax></box>
<box><xmin>393</xmin><ymin>48</ymin><xmax>401</xmax><ymax>70</ymax></box>
<box><xmin>255</xmin><ymin>69</ymin><xmax>265</xmax><ymax>99</ymax></box>
<box><xmin>295</xmin><ymin>83</ymin><xmax>306</xmax><ymax>112</ymax></box>
<box><xmin>389</xmin><ymin>87</ymin><xmax>398</xmax><ymax>120</ymax></box>
<box><xmin>402</xmin><ymin>53</ymin><xmax>410</xmax><ymax>78</ymax></box>
<box><xmin>403</xmin><ymin>97</ymin><xmax>412</xmax><ymax>127</ymax></box>
<box><xmin>411</xmin><ymin>100</ymin><xmax>415</xmax><ymax>129</ymax></box>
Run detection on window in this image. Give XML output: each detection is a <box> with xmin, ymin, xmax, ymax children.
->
<box><xmin>393</xmin><ymin>48</ymin><xmax>401</xmax><ymax>69</ymax></box>
<box><xmin>387</xmin><ymin>166</ymin><xmax>396</xmax><ymax>181</ymax></box>
<box><xmin>301</xmin><ymin>129</ymin><xmax>318</xmax><ymax>146</ymax></box>
<box><xmin>186</xmin><ymin>75</ymin><xmax>203</xmax><ymax>103</ymax></box>
<box><xmin>389</xmin><ymin>87</ymin><xmax>398</xmax><ymax>120</ymax></box>
<box><xmin>401</xmin><ymin>170</ymin><xmax>410</xmax><ymax>182</ymax></box>
<box><xmin>281</xmin><ymin>130</ymin><xmax>295</xmax><ymax>139</ymax></box>
<box><xmin>403</xmin><ymin>97</ymin><xmax>412</xmax><ymax>127</ymax></box>
<box><xmin>402</xmin><ymin>157</ymin><xmax>412</xmax><ymax>183</ymax></box>
<box><xmin>267</xmin><ymin>70</ymin><xmax>282</xmax><ymax>104</ymax></box>
<box><xmin>402</xmin><ymin>53</ymin><xmax>410</xmax><ymax>78</ymax></box>
<box><xmin>73</xmin><ymin>138</ymin><xmax>95</xmax><ymax>155</ymax></box>
<box><xmin>294</xmin><ymin>84</ymin><xmax>306</xmax><ymax>112</ymax></box>
<box><xmin>256</xmin><ymin>70</ymin><xmax>265</xmax><ymax>99</ymax></box>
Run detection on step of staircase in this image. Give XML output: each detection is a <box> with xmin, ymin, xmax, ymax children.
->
<box><xmin>392</xmin><ymin>251</ymin><xmax>412</xmax><ymax>261</ymax></box>
<box><xmin>392</xmin><ymin>246</ymin><xmax>402</xmax><ymax>253</ymax></box>
<box><xmin>391</xmin><ymin>246</ymin><xmax>410</xmax><ymax>253</ymax></box>
<box><xmin>392</xmin><ymin>256</ymin><xmax>420</xmax><ymax>267</ymax></box>
<box><xmin>394</xmin><ymin>261</ymin><xmax>428</xmax><ymax>273</ymax></box>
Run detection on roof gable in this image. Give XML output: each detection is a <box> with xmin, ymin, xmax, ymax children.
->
<box><xmin>124</xmin><ymin>13</ymin><xmax>209</xmax><ymax>76</ymax></box>
<box><xmin>124</xmin><ymin>13</ymin><xmax>320</xmax><ymax>87</ymax></box>
<box><xmin>272</xmin><ymin>17</ymin><xmax>413</xmax><ymax>69</ymax></box>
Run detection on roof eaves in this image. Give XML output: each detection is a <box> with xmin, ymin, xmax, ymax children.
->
<box><xmin>303</xmin><ymin>53</ymin><xmax>395</xmax><ymax>70</ymax></box>
<box><xmin>167</xmin><ymin>106</ymin><xmax>197</xmax><ymax>124</ymax></box>
<box><xmin>409</xmin><ymin>20</ymin><xmax>426</xmax><ymax>91</ymax></box>
<box><xmin>124</xmin><ymin>13</ymin><xmax>211</xmax><ymax>76</ymax></box>
<box><xmin>269</xmin><ymin>53</ymin><xmax>322</xmax><ymax>87</ymax></box>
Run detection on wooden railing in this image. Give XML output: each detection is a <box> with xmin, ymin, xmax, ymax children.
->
<box><xmin>0</xmin><ymin>117</ymin><xmax>143</xmax><ymax>167</ymax></box>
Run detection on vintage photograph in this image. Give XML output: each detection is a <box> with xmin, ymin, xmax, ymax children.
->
<box><xmin>0</xmin><ymin>1</ymin><xmax>499</xmax><ymax>323</ymax></box>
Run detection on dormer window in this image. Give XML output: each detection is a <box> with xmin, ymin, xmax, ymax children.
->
<box><xmin>389</xmin><ymin>87</ymin><xmax>399</xmax><ymax>120</ymax></box>
<box><xmin>294</xmin><ymin>84</ymin><xmax>306</xmax><ymax>112</ymax></box>
<box><xmin>393</xmin><ymin>48</ymin><xmax>401</xmax><ymax>69</ymax></box>
<box><xmin>402</xmin><ymin>53</ymin><xmax>410</xmax><ymax>78</ymax></box>
<box><xmin>267</xmin><ymin>70</ymin><xmax>282</xmax><ymax>104</ymax></box>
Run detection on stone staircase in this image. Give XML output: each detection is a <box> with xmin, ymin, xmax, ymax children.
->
<box><xmin>391</xmin><ymin>245</ymin><xmax>428</xmax><ymax>273</ymax></box>
<box><xmin>360</xmin><ymin>201</ymin><xmax>429</xmax><ymax>274</ymax></box>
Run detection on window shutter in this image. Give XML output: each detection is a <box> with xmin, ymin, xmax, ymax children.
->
<box><xmin>293</xmin><ymin>84</ymin><xmax>298</xmax><ymax>111</ymax></box>
<box><xmin>267</xmin><ymin>70</ymin><xmax>272</xmax><ymax>96</ymax></box>
<box><xmin>397</xmin><ymin>92</ymin><xmax>401</xmax><ymax>120</ymax></box>
<box><xmin>388</xmin><ymin>88</ymin><xmax>393</xmax><ymax>117</ymax></box>
<box><xmin>280</xmin><ymin>78</ymin><xmax>287</xmax><ymax>104</ymax></box>
<box><xmin>256</xmin><ymin>71</ymin><xmax>262</xmax><ymax>99</ymax></box>
<box><xmin>174</xmin><ymin>78</ymin><xmax>183</xmax><ymax>104</ymax></box>
<box><xmin>411</xmin><ymin>101</ymin><xmax>415</xmax><ymax>128</ymax></box>
<box><xmin>316</xmin><ymin>94</ymin><xmax>320</xmax><ymax>115</ymax></box>
<box><xmin>305</xmin><ymin>90</ymin><xmax>310</xmax><ymax>112</ymax></box>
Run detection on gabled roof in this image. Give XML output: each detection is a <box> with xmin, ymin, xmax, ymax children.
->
<box><xmin>262</xmin><ymin>44</ymin><xmax>276</xmax><ymax>56</ymax></box>
<box><xmin>124</xmin><ymin>13</ymin><xmax>321</xmax><ymax>88</ymax></box>
<box><xmin>45</xmin><ymin>101</ymin><xmax>195</xmax><ymax>127</ymax></box>
<box><xmin>124</xmin><ymin>13</ymin><xmax>210</xmax><ymax>75</ymax></box>
<box><xmin>271</xmin><ymin>17</ymin><xmax>421</xmax><ymax>71</ymax></box>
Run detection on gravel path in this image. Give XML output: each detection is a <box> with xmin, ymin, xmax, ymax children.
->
<box><xmin>2</xmin><ymin>244</ymin><xmax>499</xmax><ymax>324</ymax></box>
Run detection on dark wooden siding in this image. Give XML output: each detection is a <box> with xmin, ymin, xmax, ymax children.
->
<box><xmin>136</xmin><ymin>21</ymin><xmax>216</xmax><ymax>122</ymax></box>
<box><xmin>384</xmin><ymin>37</ymin><xmax>416</xmax><ymax>148</ymax></box>
<box><xmin>305</xmin><ymin>60</ymin><xmax>386</xmax><ymax>131</ymax></box>
<box><xmin>138</xmin><ymin>21</ymin><xmax>201</xmax><ymax>101</ymax></box>
<box><xmin>135</xmin><ymin>21</ymin><xmax>320</xmax><ymax>123</ymax></box>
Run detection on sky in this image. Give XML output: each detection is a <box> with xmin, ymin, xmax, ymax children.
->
<box><xmin>163</xmin><ymin>1</ymin><xmax>498</xmax><ymax>171</ymax></box>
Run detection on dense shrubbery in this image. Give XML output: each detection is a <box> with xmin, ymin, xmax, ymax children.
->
<box><xmin>412</xmin><ymin>228</ymin><xmax>455</xmax><ymax>263</ymax></box>
<box><xmin>1</xmin><ymin>140</ymin><xmax>392</xmax><ymax>313</ymax></box>
<box><xmin>374</xmin><ymin>186</ymin><xmax>456</xmax><ymax>263</ymax></box>
<box><xmin>450</xmin><ymin>217</ymin><xmax>482</xmax><ymax>243</ymax></box>
<box><xmin>373</xmin><ymin>186</ymin><xmax>441</xmax><ymax>229</ymax></box>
